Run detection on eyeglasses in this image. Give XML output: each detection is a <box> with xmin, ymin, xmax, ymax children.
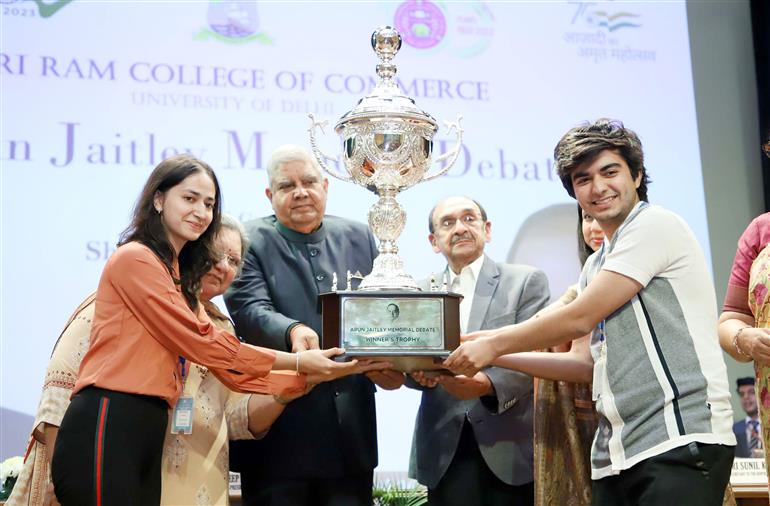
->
<box><xmin>437</xmin><ymin>214</ymin><xmax>480</xmax><ymax>231</ymax></box>
<box><xmin>216</xmin><ymin>253</ymin><xmax>241</xmax><ymax>270</ymax></box>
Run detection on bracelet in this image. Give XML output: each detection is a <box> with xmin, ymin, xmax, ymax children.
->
<box><xmin>272</xmin><ymin>394</ymin><xmax>291</xmax><ymax>406</ymax></box>
<box><xmin>295</xmin><ymin>351</ymin><xmax>301</xmax><ymax>375</ymax></box>
<box><xmin>733</xmin><ymin>327</ymin><xmax>752</xmax><ymax>359</ymax></box>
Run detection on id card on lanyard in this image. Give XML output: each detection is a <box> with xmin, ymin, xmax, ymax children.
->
<box><xmin>171</xmin><ymin>356</ymin><xmax>194</xmax><ymax>435</ymax></box>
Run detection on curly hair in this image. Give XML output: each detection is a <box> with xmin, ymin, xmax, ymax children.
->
<box><xmin>554</xmin><ymin>118</ymin><xmax>650</xmax><ymax>202</ymax></box>
<box><xmin>118</xmin><ymin>154</ymin><xmax>222</xmax><ymax>311</ymax></box>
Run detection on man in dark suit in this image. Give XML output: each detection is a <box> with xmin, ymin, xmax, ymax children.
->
<box><xmin>224</xmin><ymin>145</ymin><xmax>402</xmax><ymax>506</ymax></box>
<box><xmin>408</xmin><ymin>196</ymin><xmax>549</xmax><ymax>506</ymax></box>
<box><xmin>733</xmin><ymin>377</ymin><xmax>761</xmax><ymax>458</ymax></box>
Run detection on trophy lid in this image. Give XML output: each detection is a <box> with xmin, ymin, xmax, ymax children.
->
<box><xmin>335</xmin><ymin>26</ymin><xmax>438</xmax><ymax>132</ymax></box>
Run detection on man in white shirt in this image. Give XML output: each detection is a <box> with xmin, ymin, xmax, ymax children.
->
<box><xmin>446</xmin><ymin>119</ymin><xmax>735</xmax><ymax>505</ymax></box>
<box><xmin>408</xmin><ymin>196</ymin><xmax>549</xmax><ymax>506</ymax></box>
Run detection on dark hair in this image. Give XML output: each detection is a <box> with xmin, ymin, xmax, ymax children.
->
<box><xmin>577</xmin><ymin>206</ymin><xmax>594</xmax><ymax>266</ymax></box>
<box><xmin>118</xmin><ymin>154</ymin><xmax>222</xmax><ymax>311</ymax></box>
<box><xmin>554</xmin><ymin>118</ymin><xmax>651</xmax><ymax>202</ymax></box>
<box><xmin>428</xmin><ymin>197</ymin><xmax>488</xmax><ymax>234</ymax></box>
<box><xmin>737</xmin><ymin>377</ymin><xmax>756</xmax><ymax>389</ymax></box>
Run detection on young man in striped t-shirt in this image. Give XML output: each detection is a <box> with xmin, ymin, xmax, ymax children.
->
<box><xmin>446</xmin><ymin>119</ymin><xmax>735</xmax><ymax>505</ymax></box>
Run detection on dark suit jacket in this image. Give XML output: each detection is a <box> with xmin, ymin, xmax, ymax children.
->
<box><xmin>408</xmin><ymin>256</ymin><xmax>550</xmax><ymax>487</ymax></box>
<box><xmin>224</xmin><ymin>215</ymin><xmax>379</xmax><ymax>480</ymax></box>
<box><xmin>733</xmin><ymin>419</ymin><xmax>751</xmax><ymax>458</ymax></box>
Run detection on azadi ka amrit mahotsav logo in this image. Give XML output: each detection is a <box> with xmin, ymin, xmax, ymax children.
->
<box><xmin>572</xmin><ymin>3</ymin><xmax>642</xmax><ymax>32</ymax></box>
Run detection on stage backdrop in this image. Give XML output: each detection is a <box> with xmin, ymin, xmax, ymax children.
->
<box><xmin>2</xmin><ymin>0</ymin><xmax>710</xmax><ymax>471</ymax></box>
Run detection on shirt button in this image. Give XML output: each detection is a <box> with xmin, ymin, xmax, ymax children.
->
<box><xmin>316</xmin><ymin>274</ymin><xmax>326</xmax><ymax>282</ymax></box>
<box><xmin>310</xmin><ymin>249</ymin><xmax>319</xmax><ymax>257</ymax></box>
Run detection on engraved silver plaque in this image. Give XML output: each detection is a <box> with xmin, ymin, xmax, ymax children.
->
<box><xmin>342</xmin><ymin>298</ymin><xmax>444</xmax><ymax>350</ymax></box>
<box><xmin>320</xmin><ymin>291</ymin><xmax>461</xmax><ymax>372</ymax></box>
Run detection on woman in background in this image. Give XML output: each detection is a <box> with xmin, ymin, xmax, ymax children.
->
<box><xmin>717</xmin><ymin>140</ymin><xmax>770</xmax><ymax>487</ymax></box>
<box><xmin>486</xmin><ymin>206</ymin><xmax>601</xmax><ymax>505</ymax></box>
<box><xmin>7</xmin><ymin>294</ymin><xmax>95</xmax><ymax>506</ymax></box>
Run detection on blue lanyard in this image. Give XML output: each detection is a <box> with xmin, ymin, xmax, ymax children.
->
<box><xmin>587</xmin><ymin>201</ymin><xmax>650</xmax><ymax>344</ymax></box>
<box><xmin>179</xmin><ymin>356</ymin><xmax>187</xmax><ymax>384</ymax></box>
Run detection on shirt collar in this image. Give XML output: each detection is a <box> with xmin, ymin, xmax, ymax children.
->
<box><xmin>274</xmin><ymin>216</ymin><xmax>327</xmax><ymax>244</ymax></box>
<box><xmin>448</xmin><ymin>254</ymin><xmax>485</xmax><ymax>285</ymax></box>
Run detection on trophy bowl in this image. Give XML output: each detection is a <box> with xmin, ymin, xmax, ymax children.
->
<box><xmin>309</xmin><ymin>26</ymin><xmax>462</xmax><ymax>291</ymax></box>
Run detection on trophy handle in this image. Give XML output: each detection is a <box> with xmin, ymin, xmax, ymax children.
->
<box><xmin>308</xmin><ymin>114</ymin><xmax>354</xmax><ymax>183</ymax></box>
<box><xmin>422</xmin><ymin>115</ymin><xmax>464</xmax><ymax>183</ymax></box>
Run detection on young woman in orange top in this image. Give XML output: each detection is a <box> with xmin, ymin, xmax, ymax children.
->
<box><xmin>50</xmin><ymin>155</ymin><xmax>358</xmax><ymax>506</ymax></box>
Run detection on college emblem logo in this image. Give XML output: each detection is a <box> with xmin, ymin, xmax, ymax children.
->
<box><xmin>394</xmin><ymin>0</ymin><xmax>446</xmax><ymax>49</ymax></box>
<box><xmin>196</xmin><ymin>1</ymin><xmax>273</xmax><ymax>45</ymax></box>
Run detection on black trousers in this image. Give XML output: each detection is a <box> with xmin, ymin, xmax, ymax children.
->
<box><xmin>592</xmin><ymin>442</ymin><xmax>734</xmax><ymax>506</ymax></box>
<box><xmin>51</xmin><ymin>387</ymin><xmax>168</xmax><ymax>506</ymax></box>
<box><xmin>240</xmin><ymin>470</ymin><xmax>373</xmax><ymax>506</ymax></box>
<box><xmin>428</xmin><ymin>421</ymin><xmax>534</xmax><ymax>506</ymax></box>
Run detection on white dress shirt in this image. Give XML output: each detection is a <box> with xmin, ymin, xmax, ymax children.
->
<box><xmin>448</xmin><ymin>255</ymin><xmax>485</xmax><ymax>334</ymax></box>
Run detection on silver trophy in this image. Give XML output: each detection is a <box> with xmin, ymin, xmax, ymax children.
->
<box><xmin>309</xmin><ymin>26</ymin><xmax>463</xmax><ymax>291</ymax></box>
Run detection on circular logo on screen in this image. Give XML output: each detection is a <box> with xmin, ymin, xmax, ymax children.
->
<box><xmin>394</xmin><ymin>0</ymin><xmax>446</xmax><ymax>49</ymax></box>
<box><xmin>207</xmin><ymin>1</ymin><xmax>259</xmax><ymax>38</ymax></box>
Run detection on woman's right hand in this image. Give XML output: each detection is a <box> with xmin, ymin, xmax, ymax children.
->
<box><xmin>739</xmin><ymin>327</ymin><xmax>770</xmax><ymax>366</ymax></box>
<box><xmin>298</xmin><ymin>348</ymin><xmax>363</xmax><ymax>383</ymax></box>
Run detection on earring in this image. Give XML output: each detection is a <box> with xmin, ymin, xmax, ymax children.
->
<box><xmin>156</xmin><ymin>207</ymin><xmax>162</xmax><ymax>214</ymax></box>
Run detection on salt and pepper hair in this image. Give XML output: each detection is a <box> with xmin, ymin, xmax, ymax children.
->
<box><xmin>219</xmin><ymin>214</ymin><xmax>248</xmax><ymax>273</ymax></box>
<box><xmin>266</xmin><ymin>145</ymin><xmax>323</xmax><ymax>189</ymax></box>
<box><xmin>428</xmin><ymin>196</ymin><xmax>488</xmax><ymax>234</ymax></box>
<box><xmin>554</xmin><ymin>118</ymin><xmax>651</xmax><ymax>202</ymax></box>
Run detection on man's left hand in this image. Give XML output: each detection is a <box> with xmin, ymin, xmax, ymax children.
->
<box><xmin>438</xmin><ymin>372</ymin><xmax>493</xmax><ymax>400</ymax></box>
<box><xmin>366</xmin><ymin>369</ymin><xmax>406</xmax><ymax>390</ymax></box>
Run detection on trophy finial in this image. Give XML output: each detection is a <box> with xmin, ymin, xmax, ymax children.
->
<box><xmin>371</xmin><ymin>26</ymin><xmax>401</xmax><ymax>82</ymax></box>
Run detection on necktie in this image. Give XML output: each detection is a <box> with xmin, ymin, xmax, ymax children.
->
<box><xmin>749</xmin><ymin>420</ymin><xmax>761</xmax><ymax>450</ymax></box>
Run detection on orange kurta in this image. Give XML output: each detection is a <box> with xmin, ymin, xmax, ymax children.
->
<box><xmin>75</xmin><ymin>241</ymin><xmax>304</xmax><ymax>406</ymax></box>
